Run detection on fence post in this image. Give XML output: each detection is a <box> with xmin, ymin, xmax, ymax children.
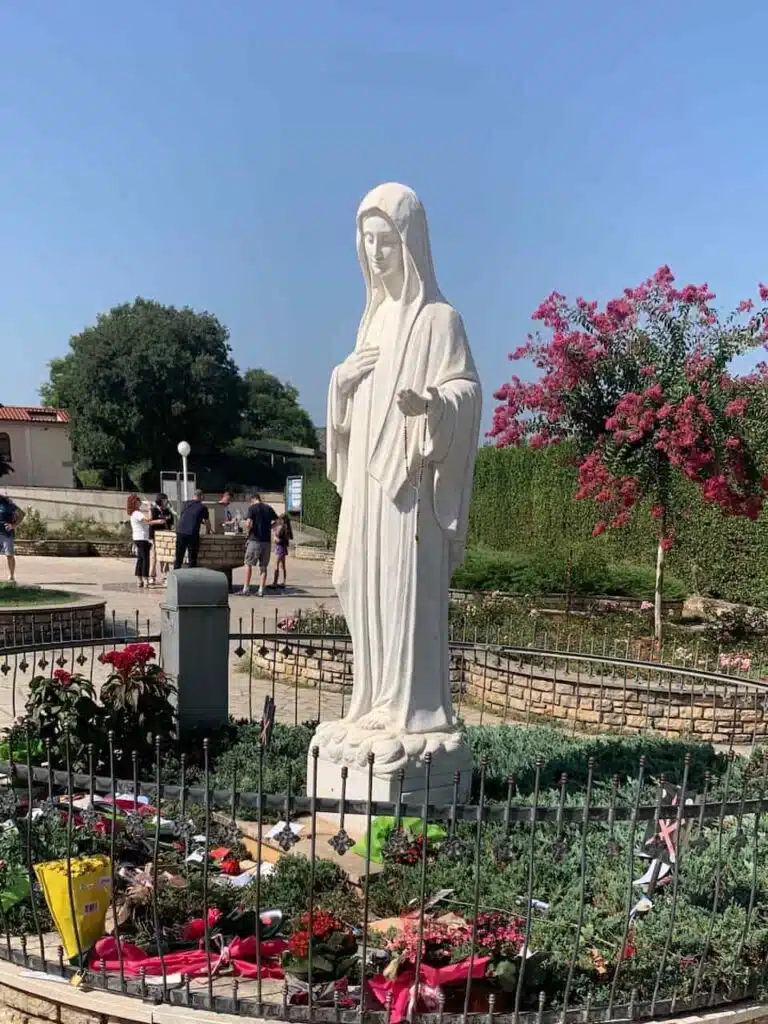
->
<box><xmin>161</xmin><ymin>569</ymin><xmax>230</xmax><ymax>733</ymax></box>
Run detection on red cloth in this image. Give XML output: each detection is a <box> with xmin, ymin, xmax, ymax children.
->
<box><xmin>368</xmin><ymin>957</ymin><xmax>490</xmax><ymax>1024</ymax></box>
<box><xmin>90</xmin><ymin>933</ymin><xmax>287</xmax><ymax>981</ymax></box>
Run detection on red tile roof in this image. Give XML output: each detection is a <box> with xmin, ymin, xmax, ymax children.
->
<box><xmin>0</xmin><ymin>406</ymin><xmax>70</xmax><ymax>423</ymax></box>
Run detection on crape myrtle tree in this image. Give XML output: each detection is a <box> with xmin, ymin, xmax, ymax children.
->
<box><xmin>490</xmin><ymin>267</ymin><xmax>768</xmax><ymax>641</ymax></box>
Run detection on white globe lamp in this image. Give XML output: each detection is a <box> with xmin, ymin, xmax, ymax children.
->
<box><xmin>177</xmin><ymin>441</ymin><xmax>191</xmax><ymax>500</ymax></box>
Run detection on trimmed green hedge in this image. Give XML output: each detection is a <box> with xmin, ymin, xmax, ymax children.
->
<box><xmin>303</xmin><ymin>444</ymin><xmax>768</xmax><ymax>604</ymax></box>
<box><xmin>301</xmin><ymin>461</ymin><xmax>339</xmax><ymax>545</ymax></box>
<box><xmin>468</xmin><ymin>445</ymin><xmax>768</xmax><ymax>605</ymax></box>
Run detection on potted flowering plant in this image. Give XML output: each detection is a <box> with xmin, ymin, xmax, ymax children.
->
<box><xmin>99</xmin><ymin>644</ymin><xmax>176</xmax><ymax>768</ymax></box>
<box><xmin>23</xmin><ymin>669</ymin><xmax>102</xmax><ymax>767</ymax></box>
<box><xmin>379</xmin><ymin>912</ymin><xmax>531</xmax><ymax>1016</ymax></box>
<box><xmin>283</xmin><ymin>910</ymin><xmax>358</xmax><ymax>984</ymax></box>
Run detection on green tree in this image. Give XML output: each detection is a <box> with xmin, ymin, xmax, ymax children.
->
<box><xmin>234</xmin><ymin>368</ymin><xmax>317</xmax><ymax>450</ymax></box>
<box><xmin>41</xmin><ymin>298</ymin><xmax>244</xmax><ymax>478</ymax></box>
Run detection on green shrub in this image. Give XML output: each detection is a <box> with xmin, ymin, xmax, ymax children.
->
<box><xmin>452</xmin><ymin>547</ymin><xmax>686</xmax><ymax>600</ymax></box>
<box><xmin>247</xmin><ymin>854</ymin><xmax>360</xmax><ymax>926</ymax></box>
<box><xmin>57</xmin><ymin>513</ymin><xmax>120</xmax><ymax>540</ymax></box>
<box><xmin>14</xmin><ymin>508</ymin><xmax>48</xmax><ymax>540</ymax></box>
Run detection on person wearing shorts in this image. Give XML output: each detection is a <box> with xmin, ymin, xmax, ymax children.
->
<box><xmin>0</xmin><ymin>496</ymin><xmax>24</xmax><ymax>583</ymax></box>
<box><xmin>241</xmin><ymin>494</ymin><xmax>277</xmax><ymax>596</ymax></box>
<box><xmin>272</xmin><ymin>513</ymin><xmax>293</xmax><ymax>588</ymax></box>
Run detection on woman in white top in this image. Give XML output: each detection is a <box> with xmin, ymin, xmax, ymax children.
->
<box><xmin>127</xmin><ymin>495</ymin><xmax>163</xmax><ymax>589</ymax></box>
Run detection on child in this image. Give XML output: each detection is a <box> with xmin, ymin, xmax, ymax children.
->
<box><xmin>272</xmin><ymin>513</ymin><xmax>293</xmax><ymax>589</ymax></box>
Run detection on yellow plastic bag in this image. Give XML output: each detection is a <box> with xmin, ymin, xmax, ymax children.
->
<box><xmin>34</xmin><ymin>855</ymin><xmax>112</xmax><ymax>960</ymax></box>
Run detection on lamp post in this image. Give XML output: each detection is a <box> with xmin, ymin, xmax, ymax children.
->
<box><xmin>177</xmin><ymin>441</ymin><xmax>191</xmax><ymax>502</ymax></box>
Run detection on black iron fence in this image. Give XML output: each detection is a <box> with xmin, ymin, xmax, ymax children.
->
<box><xmin>0</xmin><ymin>732</ymin><xmax>766</xmax><ymax>1022</ymax></box>
<box><xmin>0</xmin><ymin>614</ymin><xmax>766</xmax><ymax>1018</ymax></box>
<box><xmin>2</xmin><ymin>610</ymin><xmax>768</xmax><ymax>745</ymax></box>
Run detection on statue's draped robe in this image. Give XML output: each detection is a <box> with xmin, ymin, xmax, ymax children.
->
<box><xmin>326</xmin><ymin>183</ymin><xmax>482</xmax><ymax>734</ymax></box>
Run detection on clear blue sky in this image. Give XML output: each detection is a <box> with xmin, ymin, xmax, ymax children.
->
<box><xmin>2</xmin><ymin>1</ymin><xmax>767</xmax><ymax>427</ymax></box>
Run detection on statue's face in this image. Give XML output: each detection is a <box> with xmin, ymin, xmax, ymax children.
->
<box><xmin>362</xmin><ymin>214</ymin><xmax>403</xmax><ymax>282</ymax></box>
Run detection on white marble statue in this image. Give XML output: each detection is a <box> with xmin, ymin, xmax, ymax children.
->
<box><xmin>310</xmin><ymin>183</ymin><xmax>482</xmax><ymax>800</ymax></box>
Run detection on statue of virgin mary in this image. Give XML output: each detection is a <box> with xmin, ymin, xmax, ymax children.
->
<box><xmin>311</xmin><ymin>183</ymin><xmax>482</xmax><ymax>800</ymax></box>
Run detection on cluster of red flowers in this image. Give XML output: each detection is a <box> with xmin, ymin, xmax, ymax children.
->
<box><xmin>287</xmin><ymin>911</ymin><xmax>345</xmax><ymax>959</ymax></box>
<box><xmin>491</xmin><ymin>266</ymin><xmax>768</xmax><ymax>544</ymax></box>
<box><xmin>52</xmin><ymin>668</ymin><xmax>73</xmax><ymax>687</ymax></box>
<box><xmin>98</xmin><ymin>643</ymin><xmax>157</xmax><ymax>677</ymax></box>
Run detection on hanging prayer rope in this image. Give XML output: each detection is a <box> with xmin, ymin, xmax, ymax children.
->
<box><xmin>403</xmin><ymin>400</ymin><xmax>429</xmax><ymax>543</ymax></box>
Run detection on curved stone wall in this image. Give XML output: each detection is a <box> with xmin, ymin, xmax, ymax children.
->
<box><xmin>249</xmin><ymin>635</ymin><xmax>767</xmax><ymax>744</ymax></box>
<box><xmin>0</xmin><ymin>599</ymin><xmax>106</xmax><ymax>647</ymax></box>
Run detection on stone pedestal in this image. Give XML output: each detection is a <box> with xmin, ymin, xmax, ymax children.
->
<box><xmin>161</xmin><ymin>569</ymin><xmax>230</xmax><ymax>733</ymax></box>
<box><xmin>307</xmin><ymin>722</ymin><xmax>472</xmax><ymax>805</ymax></box>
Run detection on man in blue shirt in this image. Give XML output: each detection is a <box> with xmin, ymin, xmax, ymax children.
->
<box><xmin>241</xmin><ymin>493</ymin><xmax>277</xmax><ymax>596</ymax></box>
<box><xmin>0</xmin><ymin>495</ymin><xmax>25</xmax><ymax>583</ymax></box>
<box><xmin>173</xmin><ymin>490</ymin><xmax>211</xmax><ymax>569</ymax></box>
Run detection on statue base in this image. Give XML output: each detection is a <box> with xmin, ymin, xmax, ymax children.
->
<box><xmin>307</xmin><ymin>720</ymin><xmax>472</xmax><ymax>806</ymax></box>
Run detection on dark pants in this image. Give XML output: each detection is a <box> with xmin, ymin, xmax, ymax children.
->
<box><xmin>134</xmin><ymin>540</ymin><xmax>151</xmax><ymax>579</ymax></box>
<box><xmin>174</xmin><ymin>533</ymin><xmax>200</xmax><ymax>569</ymax></box>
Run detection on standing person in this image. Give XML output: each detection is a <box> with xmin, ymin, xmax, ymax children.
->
<box><xmin>241</xmin><ymin>494</ymin><xmax>277</xmax><ymax>597</ymax></box>
<box><xmin>149</xmin><ymin>493</ymin><xmax>175</xmax><ymax>584</ymax></box>
<box><xmin>0</xmin><ymin>495</ymin><xmax>25</xmax><ymax>584</ymax></box>
<box><xmin>272</xmin><ymin>513</ymin><xmax>293</xmax><ymax>589</ymax></box>
<box><xmin>128</xmin><ymin>495</ymin><xmax>162</xmax><ymax>589</ymax></box>
<box><xmin>219</xmin><ymin>491</ymin><xmax>235</xmax><ymax>533</ymax></box>
<box><xmin>174</xmin><ymin>489</ymin><xmax>211</xmax><ymax>570</ymax></box>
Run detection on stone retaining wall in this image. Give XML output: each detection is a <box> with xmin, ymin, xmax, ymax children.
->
<box><xmin>0</xmin><ymin>600</ymin><xmax>106</xmax><ymax>647</ymax></box>
<box><xmin>250</xmin><ymin>636</ymin><xmax>766</xmax><ymax>743</ymax></box>
<box><xmin>15</xmin><ymin>540</ymin><xmax>132</xmax><ymax>558</ymax></box>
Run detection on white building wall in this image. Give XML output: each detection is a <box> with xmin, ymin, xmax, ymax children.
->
<box><xmin>0</xmin><ymin>423</ymin><xmax>74</xmax><ymax>488</ymax></box>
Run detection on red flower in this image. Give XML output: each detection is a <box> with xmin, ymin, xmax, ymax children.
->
<box><xmin>220</xmin><ymin>857</ymin><xmax>241</xmax><ymax>876</ymax></box>
<box><xmin>53</xmin><ymin>669</ymin><xmax>72</xmax><ymax>687</ymax></box>
<box><xmin>288</xmin><ymin>930</ymin><xmax>310</xmax><ymax>958</ymax></box>
<box><xmin>99</xmin><ymin>644</ymin><xmax>156</xmax><ymax>678</ymax></box>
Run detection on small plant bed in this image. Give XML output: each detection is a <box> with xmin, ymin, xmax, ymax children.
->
<box><xmin>0</xmin><ymin>583</ymin><xmax>79</xmax><ymax>607</ymax></box>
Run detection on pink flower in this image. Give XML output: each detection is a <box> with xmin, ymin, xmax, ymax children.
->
<box><xmin>759</xmin><ymin>283</ymin><xmax>768</xmax><ymax>302</ymax></box>
<box><xmin>592</xmin><ymin>522</ymin><xmax>607</xmax><ymax>537</ymax></box>
<box><xmin>53</xmin><ymin>669</ymin><xmax>72</xmax><ymax>688</ymax></box>
<box><xmin>724</xmin><ymin>398</ymin><xmax>748</xmax><ymax>418</ymax></box>
<box><xmin>738</xmin><ymin>299</ymin><xmax>754</xmax><ymax>314</ymax></box>
<box><xmin>640</xmin><ymin>601</ymin><xmax>653</xmax><ymax>611</ymax></box>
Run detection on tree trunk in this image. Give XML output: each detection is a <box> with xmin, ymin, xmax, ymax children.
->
<box><xmin>654</xmin><ymin>534</ymin><xmax>665</xmax><ymax>643</ymax></box>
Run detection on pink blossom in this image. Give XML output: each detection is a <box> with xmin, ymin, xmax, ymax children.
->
<box><xmin>760</xmin><ymin>283</ymin><xmax>768</xmax><ymax>302</ymax></box>
<box><xmin>724</xmin><ymin>398</ymin><xmax>748</xmax><ymax>418</ymax></box>
<box><xmin>738</xmin><ymin>299</ymin><xmax>754</xmax><ymax>314</ymax></box>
